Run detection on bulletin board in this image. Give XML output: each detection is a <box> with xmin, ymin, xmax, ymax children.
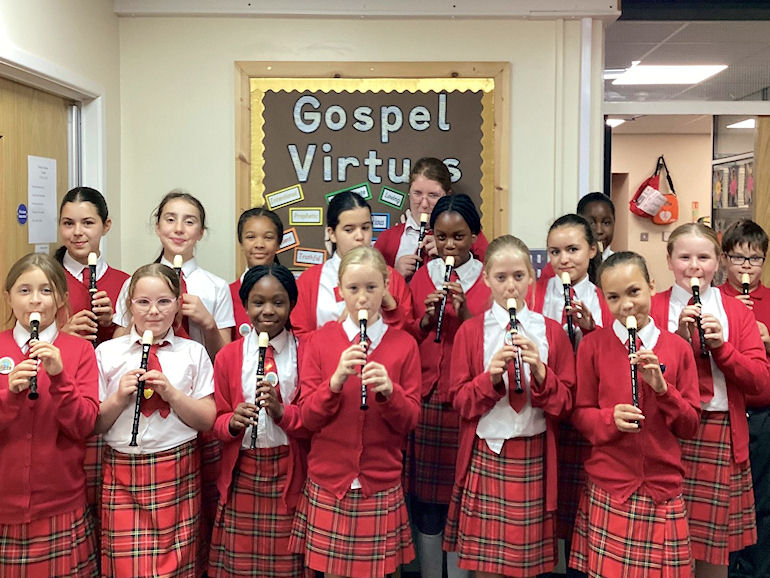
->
<box><xmin>234</xmin><ymin>62</ymin><xmax>511</xmax><ymax>274</ymax></box>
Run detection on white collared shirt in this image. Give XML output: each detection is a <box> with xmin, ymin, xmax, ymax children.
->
<box><xmin>113</xmin><ymin>257</ymin><xmax>235</xmax><ymax>347</ymax></box>
<box><xmin>240</xmin><ymin>328</ymin><xmax>298</xmax><ymax>449</ymax></box>
<box><xmin>426</xmin><ymin>254</ymin><xmax>483</xmax><ymax>294</ymax></box>
<box><xmin>668</xmin><ymin>283</ymin><xmax>728</xmax><ymax>411</ymax></box>
<box><xmin>63</xmin><ymin>251</ymin><xmax>108</xmax><ymax>282</ymax></box>
<box><xmin>602</xmin><ymin>245</ymin><xmax>614</xmax><ymax>261</ymax></box>
<box><xmin>13</xmin><ymin>320</ymin><xmax>58</xmax><ymax>353</ymax></box>
<box><xmin>97</xmin><ymin>327</ymin><xmax>215</xmax><ymax>454</ymax></box>
<box><xmin>612</xmin><ymin>317</ymin><xmax>660</xmax><ymax>350</ymax></box>
<box><xmin>317</xmin><ymin>252</ymin><xmax>345</xmax><ymax>327</ymax></box>
<box><xmin>542</xmin><ymin>274</ymin><xmax>604</xmax><ymax>342</ymax></box>
<box><xmin>394</xmin><ymin>210</ymin><xmax>422</xmax><ymax>264</ymax></box>
<box><xmin>476</xmin><ymin>302</ymin><xmax>548</xmax><ymax>453</ymax></box>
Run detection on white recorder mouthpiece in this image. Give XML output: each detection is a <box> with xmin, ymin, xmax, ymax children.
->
<box><xmin>506</xmin><ymin>298</ymin><xmax>517</xmax><ymax>311</ymax></box>
<box><xmin>257</xmin><ymin>332</ymin><xmax>270</xmax><ymax>348</ymax></box>
<box><xmin>358</xmin><ymin>309</ymin><xmax>368</xmax><ymax>321</ymax></box>
<box><xmin>690</xmin><ymin>277</ymin><xmax>700</xmax><ymax>289</ymax></box>
<box><xmin>625</xmin><ymin>315</ymin><xmax>637</xmax><ymax>330</ymax></box>
<box><xmin>173</xmin><ymin>254</ymin><xmax>184</xmax><ymax>269</ymax></box>
<box><xmin>561</xmin><ymin>272</ymin><xmax>571</xmax><ymax>286</ymax></box>
<box><xmin>141</xmin><ymin>330</ymin><xmax>154</xmax><ymax>345</ymax></box>
<box><xmin>742</xmin><ymin>273</ymin><xmax>751</xmax><ymax>285</ymax></box>
<box><xmin>419</xmin><ymin>213</ymin><xmax>429</xmax><ymax>224</ymax></box>
<box><xmin>29</xmin><ymin>312</ymin><xmax>41</xmax><ymax>323</ymax></box>
<box><xmin>88</xmin><ymin>252</ymin><xmax>98</xmax><ymax>266</ymax></box>
<box><xmin>445</xmin><ymin>256</ymin><xmax>455</xmax><ymax>267</ymax></box>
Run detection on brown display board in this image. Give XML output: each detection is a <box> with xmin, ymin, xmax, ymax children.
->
<box><xmin>250</xmin><ymin>77</ymin><xmax>495</xmax><ymax>270</ymax></box>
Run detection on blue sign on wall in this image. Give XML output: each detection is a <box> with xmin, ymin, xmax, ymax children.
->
<box><xmin>17</xmin><ymin>204</ymin><xmax>28</xmax><ymax>225</ymax></box>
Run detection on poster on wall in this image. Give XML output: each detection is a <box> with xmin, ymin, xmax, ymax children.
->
<box><xmin>250</xmin><ymin>78</ymin><xmax>495</xmax><ymax>269</ymax></box>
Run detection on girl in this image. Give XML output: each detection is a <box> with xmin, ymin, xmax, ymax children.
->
<box><xmin>375</xmin><ymin>157</ymin><xmax>488</xmax><ymax>280</ymax></box>
<box><xmin>290</xmin><ymin>246</ymin><xmax>421</xmax><ymax>577</ymax></box>
<box><xmin>209</xmin><ymin>264</ymin><xmax>309</xmax><ymax>577</ymax></box>
<box><xmin>96</xmin><ymin>263</ymin><xmax>216</xmax><ymax>577</ymax></box>
<box><xmin>532</xmin><ymin>213</ymin><xmax>612</xmax><ymax>548</ymax></box>
<box><xmin>291</xmin><ymin>190</ymin><xmax>413</xmax><ymax>337</ymax></box>
<box><xmin>570</xmin><ymin>252</ymin><xmax>700</xmax><ymax>577</ymax></box>
<box><xmin>0</xmin><ymin>253</ymin><xmax>99</xmax><ymax>576</ymax></box>
<box><xmin>230</xmin><ymin>208</ymin><xmax>283</xmax><ymax>340</ymax></box>
<box><xmin>408</xmin><ymin>193</ymin><xmax>491</xmax><ymax>578</ymax></box>
<box><xmin>650</xmin><ymin>223</ymin><xmax>769</xmax><ymax>577</ymax></box>
<box><xmin>445</xmin><ymin>235</ymin><xmax>574</xmax><ymax>577</ymax></box>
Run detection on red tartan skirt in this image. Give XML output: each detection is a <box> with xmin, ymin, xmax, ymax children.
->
<box><xmin>556</xmin><ymin>420</ymin><xmax>591</xmax><ymax>539</ymax></box>
<box><xmin>570</xmin><ymin>482</ymin><xmax>693</xmax><ymax>577</ymax></box>
<box><xmin>85</xmin><ymin>434</ymin><xmax>104</xmax><ymax>545</ymax></box>
<box><xmin>680</xmin><ymin>411</ymin><xmax>757</xmax><ymax>565</ymax></box>
<box><xmin>290</xmin><ymin>479</ymin><xmax>414</xmax><ymax>578</ymax></box>
<box><xmin>101</xmin><ymin>440</ymin><xmax>201</xmax><ymax>578</ymax></box>
<box><xmin>406</xmin><ymin>395</ymin><xmax>460</xmax><ymax>504</ymax></box>
<box><xmin>208</xmin><ymin>446</ymin><xmax>306</xmax><ymax>578</ymax></box>
<box><xmin>0</xmin><ymin>504</ymin><xmax>98</xmax><ymax>578</ymax></box>
<box><xmin>198</xmin><ymin>430</ymin><xmax>222</xmax><ymax>569</ymax></box>
<box><xmin>444</xmin><ymin>433</ymin><xmax>556</xmax><ymax>576</ymax></box>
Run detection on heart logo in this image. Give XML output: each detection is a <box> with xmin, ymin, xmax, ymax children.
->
<box><xmin>659</xmin><ymin>210</ymin><xmax>672</xmax><ymax>222</ymax></box>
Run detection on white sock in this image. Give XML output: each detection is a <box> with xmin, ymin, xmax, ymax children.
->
<box><xmin>415</xmin><ymin>531</ymin><xmax>444</xmax><ymax>578</ymax></box>
<box><xmin>446</xmin><ymin>550</ymin><xmax>469</xmax><ymax>578</ymax></box>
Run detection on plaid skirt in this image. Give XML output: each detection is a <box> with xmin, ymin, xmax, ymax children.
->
<box><xmin>571</xmin><ymin>482</ymin><xmax>693</xmax><ymax>577</ymax></box>
<box><xmin>101</xmin><ymin>440</ymin><xmax>201</xmax><ymax>578</ymax></box>
<box><xmin>0</xmin><ymin>505</ymin><xmax>98</xmax><ymax>578</ymax></box>
<box><xmin>208</xmin><ymin>446</ymin><xmax>306</xmax><ymax>577</ymax></box>
<box><xmin>290</xmin><ymin>479</ymin><xmax>414</xmax><ymax>578</ymax></box>
<box><xmin>198</xmin><ymin>431</ymin><xmax>222</xmax><ymax>569</ymax></box>
<box><xmin>680</xmin><ymin>411</ymin><xmax>757</xmax><ymax>565</ymax></box>
<box><xmin>556</xmin><ymin>420</ymin><xmax>591</xmax><ymax>539</ymax></box>
<box><xmin>407</xmin><ymin>396</ymin><xmax>460</xmax><ymax>504</ymax></box>
<box><xmin>444</xmin><ymin>434</ymin><xmax>556</xmax><ymax>576</ymax></box>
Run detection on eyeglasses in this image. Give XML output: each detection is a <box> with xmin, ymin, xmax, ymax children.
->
<box><xmin>131</xmin><ymin>297</ymin><xmax>178</xmax><ymax>312</ymax></box>
<box><xmin>410</xmin><ymin>190</ymin><xmax>444</xmax><ymax>203</ymax></box>
<box><xmin>727</xmin><ymin>254</ymin><xmax>765</xmax><ymax>267</ymax></box>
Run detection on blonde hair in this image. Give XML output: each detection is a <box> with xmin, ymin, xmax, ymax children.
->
<box><xmin>484</xmin><ymin>235</ymin><xmax>535</xmax><ymax>278</ymax></box>
<box><xmin>338</xmin><ymin>246</ymin><xmax>388</xmax><ymax>285</ymax></box>
<box><xmin>124</xmin><ymin>263</ymin><xmax>181</xmax><ymax>324</ymax></box>
<box><xmin>666</xmin><ymin>222</ymin><xmax>721</xmax><ymax>257</ymax></box>
<box><xmin>4</xmin><ymin>253</ymin><xmax>70</xmax><ymax>328</ymax></box>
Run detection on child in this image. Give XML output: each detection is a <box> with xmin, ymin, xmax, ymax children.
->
<box><xmin>577</xmin><ymin>192</ymin><xmax>615</xmax><ymax>260</ymax></box>
<box><xmin>209</xmin><ymin>264</ymin><xmax>309</xmax><ymax>577</ymax></box>
<box><xmin>650</xmin><ymin>222</ymin><xmax>770</xmax><ymax>576</ymax></box>
<box><xmin>230</xmin><ymin>208</ymin><xmax>283</xmax><ymax>340</ymax></box>
<box><xmin>290</xmin><ymin>245</ymin><xmax>420</xmax><ymax>577</ymax></box>
<box><xmin>408</xmin><ymin>193</ymin><xmax>491</xmax><ymax>578</ymax></box>
<box><xmin>445</xmin><ymin>235</ymin><xmax>574</xmax><ymax>577</ymax></box>
<box><xmin>532</xmin><ymin>213</ymin><xmax>612</xmax><ymax>549</ymax></box>
<box><xmin>375</xmin><ymin>157</ymin><xmax>488</xmax><ymax>280</ymax></box>
<box><xmin>0</xmin><ymin>253</ymin><xmax>100</xmax><ymax>576</ymax></box>
<box><xmin>96</xmin><ymin>263</ymin><xmax>216</xmax><ymax>577</ymax></box>
<box><xmin>720</xmin><ymin>221</ymin><xmax>770</xmax><ymax>577</ymax></box>
<box><xmin>570</xmin><ymin>251</ymin><xmax>700</xmax><ymax>577</ymax></box>
<box><xmin>291</xmin><ymin>190</ymin><xmax>413</xmax><ymax>337</ymax></box>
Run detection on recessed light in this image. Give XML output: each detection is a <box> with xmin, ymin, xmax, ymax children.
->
<box><xmin>726</xmin><ymin>119</ymin><xmax>755</xmax><ymax>129</ymax></box>
<box><xmin>605</xmin><ymin>118</ymin><xmax>626</xmax><ymax>128</ymax></box>
<box><xmin>613</xmin><ymin>64</ymin><xmax>727</xmax><ymax>85</ymax></box>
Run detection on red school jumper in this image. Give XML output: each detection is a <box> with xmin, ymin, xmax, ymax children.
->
<box><xmin>228</xmin><ymin>279</ymin><xmax>252</xmax><ymax>341</ymax></box>
<box><xmin>375</xmin><ymin>224</ymin><xmax>489</xmax><ymax>268</ymax></box>
<box><xmin>570</xmin><ymin>324</ymin><xmax>700</xmax><ymax>576</ymax></box>
<box><xmin>651</xmin><ymin>288</ymin><xmax>770</xmax><ymax>565</ymax></box>
<box><xmin>0</xmin><ymin>330</ymin><xmax>100</xmax><ymax>577</ymax></box>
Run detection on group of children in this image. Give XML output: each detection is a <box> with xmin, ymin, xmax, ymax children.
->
<box><xmin>2</xmin><ymin>157</ymin><xmax>769</xmax><ymax>578</ymax></box>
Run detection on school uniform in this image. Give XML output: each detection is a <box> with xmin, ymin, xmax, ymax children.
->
<box><xmin>208</xmin><ymin>328</ymin><xmax>309</xmax><ymax>577</ymax></box>
<box><xmin>569</xmin><ymin>319</ymin><xmax>700</xmax><ymax>577</ymax></box>
<box><xmin>533</xmin><ymin>272</ymin><xmax>613</xmax><ymax>539</ymax></box>
<box><xmin>408</xmin><ymin>256</ymin><xmax>491</xmax><ymax>504</ymax></box>
<box><xmin>374</xmin><ymin>211</ymin><xmax>489</xmax><ymax>270</ymax></box>
<box><xmin>290</xmin><ymin>317</ymin><xmax>421</xmax><ymax>578</ymax></box>
<box><xmin>228</xmin><ymin>274</ymin><xmax>253</xmax><ymax>340</ymax></box>
<box><xmin>290</xmin><ymin>251</ymin><xmax>414</xmax><ymax>338</ymax></box>
<box><xmin>651</xmin><ymin>285</ymin><xmax>770</xmax><ymax>565</ymax></box>
<box><xmin>97</xmin><ymin>328</ymin><xmax>215</xmax><ymax>578</ymax></box>
<box><xmin>444</xmin><ymin>303</ymin><xmax>574</xmax><ymax>576</ymax></box>
<box><xmin>0</xmin><ymin>324</ymin><xmax>100</xmax><ymax>577</ymax></box>
<box><xmin>62</xmin><ymin>250</ymin><xmax>129</xmax><ymax>539</ymax></box>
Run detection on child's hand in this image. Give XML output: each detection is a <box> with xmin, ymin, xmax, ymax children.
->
<box><xmin>758</xmin><ymin>321</ymin><xmax>770</xmax><ymax>355</ymax></box>
<box><xmin>489</xmin><ymin>346</ymin><xmax>517</xmax><ymax>385</ymax></box>
<box><xmin>614</xmin><ymin>403</ymin><xmax>644</xmax><ymax>433</ymax></box>
<box><xmin>421</xmin><ymin>290</ymin><xmax>445</xmax><ymax>330</ymax></box>
<box><xmin>28</xmin><ymin>341</ymin><xmax>63</xmax><ymax>376</ymax></box>
<box><xmin>257</xmin><ymin>381</ymin><xmax>284</xmax><ymax>421</ymax></box>
<box><xmin>180</xmin><ymin>294</ymin><xmax>216</xmax><ymax>331</ymax></box>
<box><xmin>91</xmin><ymin>290</ymin><xmax>115</xmax><ymax>327</ymax></box>
<box><xmin>229</xmin><ymin>401</ymin><xmax>258</xmax><ymax>433</ymax></box>
<box><xmin>700</xmin><ymin>313</ymin><xmax>724</xmax><ymax>349</ymax></box>
<box><xmin>61</xmin><ymin>309</ymin><xmax>98</xmax><ymax>341</ymax></box>
<box><xmin>7</xmin><ymin>359</ymin><xmax>38</xmax><ymax>394</ymax></box>
<box><xmin>330</xmin><ymin>343</ymin><xmax>368</xmax><ymax>392</ymax></box>
<box><xmin>423</xmin><ymin>234</ymin><xmax>438</xmax><ymax>258</ymax></box>
<box><xmin>676</xmin><ymin>304</ymin><xmax>701</xmax><ymax>341</ymax></box>
<box><xmin>445</xmin><ymin>280</ymin><xmax>470</xmax><ymax>320</ymax></box>
<box><xmin>362</xmin><ymin>360</ymin><xmax>392</xmax><ymax>400</ymax></box>
<box><xmin>632</xmin><ymin>349</ymin><xmax>667</xmax><ymax>394</ymax></box>
<box><xmin>735</xmin><ymin>293</ymin><xmax>754</xmax><ymax>310</ymax></box>
<box><xmin>514</xmin><ymin>334</ymin><xmax>547</xmax><ymax>384</ymax></box>
<box><xmin>117</xmin><ymin>369</ymin><xmax>143</xmax><ymax>404</ymax></box>
<box><xmin>141</xmin><ymin>370</ymin><xmax>178</xmax><ymax>403</ymax></box>
<box><xmin>568</xmin><ymin>299</ymin><xmax>595</xmax><ymax>332</ymax></box>
<box><xmin>395</xmin><ymin>253</ymin><xmax>420</xmax><ymax>279</ymax></box>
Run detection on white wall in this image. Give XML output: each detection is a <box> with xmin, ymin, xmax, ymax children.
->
<box><xmin>118</xmin><ymin>16</ymin><xmax>606</xmax><ymax>280</ymax></box>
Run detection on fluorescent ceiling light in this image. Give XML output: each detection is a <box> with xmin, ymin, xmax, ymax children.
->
<box><xmin>726</xmin><ymin>119</ymin><xmax>755</xmax><ymax>129</ymax></box>
<box><xmin>613</xmin><ymin>63</ymin><xmax>727</xmax><ymax>85</ymax></box>
<box><xmin>605</xmin><ymin>118</ymin><xmax>626</xmax><ymax>128</ymax></box>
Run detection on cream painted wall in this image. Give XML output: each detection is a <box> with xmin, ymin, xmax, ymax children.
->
<box><xmin>612</xmin><ymin>133</ymin><xmax>712</xmax><ymax>289</ymax></box>
<box><xmin>0</xmin><ymin>0</ymin><xmax>122</xmax><ymax>263</ymax></box>
<box><xmin>118</xmin><ymin>16</ymin><xmax>605</xmax><ymax>280</ymax></box>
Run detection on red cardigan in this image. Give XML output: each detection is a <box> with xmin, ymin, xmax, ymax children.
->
<box><xmin>290</xmin><ymin>262</ymin><xmax>414</xmax><ymax>338</ymax></box>
<box><xmin>211</xmin><ymin>335</ymin><xmax>309</xmax><ymax>510</ymax></box>
<box><xmin>228</xmin><ymin>279</ymin><xmax>252</xmax><ymax>341</ymax></box>
<box><xmin>650</xmin><ymin>288</ymin><xmax>770</xmax><ymax>464</ymax></box>
<box><xmin>298</xmin><ymin>321</ymin><xmax>421</xmax><ymax>499</ymax></box>
<box><xmin>410</xmin><ymin>264</ymin><xmax>491</xmax><ymax>401</ymax></box>
<box><xmin>572</xmin><ymin>325</ymin><xmax>700</xmax><ymax>503</ymax></box>
<box><xmin>449</xmin><ymin>313</ymin><xmax>574</xmax><ymax>512</ymax></box>
<box><xmin>0</xmin><ymin>330</ymin><xmax>99</xmax><ymax>522</ymax></box>
<box><xmin>375</xmin><ymin>223</ymin><xmax>489</xmax><ymax>269</ymax></box>
<box><xmin>65</xmin><ymin>266</ymin><xmax>129</xmax><ymax>346</ymax></box>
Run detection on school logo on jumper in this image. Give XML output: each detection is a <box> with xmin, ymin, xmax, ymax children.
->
<box><xmin>239</xmin><ymin>323</ymin><xmax>251</xmax><ymax>337</ymax></box>
<box><xmin>0</xmin><ymin>357</ymin><xmax>15</xmax><ymax>375</ymax></box>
